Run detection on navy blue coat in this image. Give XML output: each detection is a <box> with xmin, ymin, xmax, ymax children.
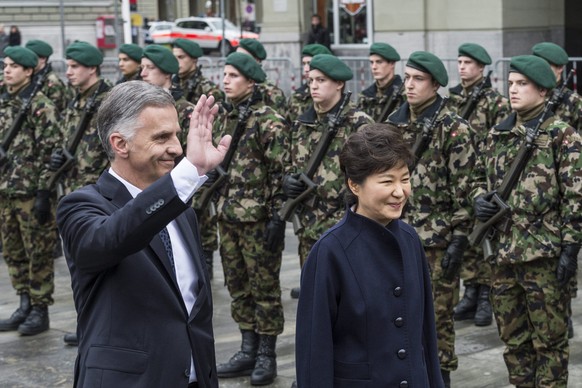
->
<box><xmin>296</xmin><ymin>209</ymin><xmax>443</xmax><ymax>387</ymax></box>
<box><xmin>57</xmin><ymin>172</ymin><xmax>218</xmax><ymax>388</ymax></box>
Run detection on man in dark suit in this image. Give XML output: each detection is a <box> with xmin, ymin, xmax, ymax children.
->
<box><xmin>56</xmin><ymin>80</ymin><xmax>231</xmax><ymax>388</ymax></box>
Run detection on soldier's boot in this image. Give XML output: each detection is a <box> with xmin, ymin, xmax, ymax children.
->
<box><xmin>203</xmin><ymin>250</ymin><xmax>214</xmax><ymax>280</ymax></box>
<box><xmin>250</xmin><ymin>334</ymin><xmax>277</xmax><ymax>386</ymax></box>
<box><xmin>0</xmin><ymin>293</ymin><xmax>31</xmax><ymax>331</ymax></box>
<box><xmin>474</xmin><ymin>285</ymin><xmax>493</xmax><ymax>326</ymax></box>
<box><xmin>441</xmin><ymin>370</ymin><xmax>451</xmax><ymax>388</ymax></box>
<box><xmin>18</xmin><ymin>305</ymin><xmax>49</xmax><ymax>335</ymax></box>
<box><xmin>568</xmin><ymin>317</ymin><xmax>574</xmax><ymax>339</ymax></box>
<box><xmin>217</xmin><ymin>330</ymin><xmax>259</xmax><ymax>377</ymax></box>
<box><xmin>290</xmin><ymin>287</ymin><xmax>300</xmax><ymax>299</ymax></box>
<box><xmin>64</xmin><ymin>332</ymin><xmax>79</xmax><ymax>346</ymax></box>
<box><xmin>453</xmin><ymin>284</ymin><xmax>478</xmax><ymax>321</ymax></box>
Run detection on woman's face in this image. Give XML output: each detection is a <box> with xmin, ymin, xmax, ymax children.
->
<box><xmin>350</xmin><ymin>163</ymin><xmax>411</xmax><ymax>225</ymax></box>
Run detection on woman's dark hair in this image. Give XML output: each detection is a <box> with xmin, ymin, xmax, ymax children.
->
<box><xmin>340</xmin><ymin>123</ymin><xmax>413</xmax><ymax>204</ymax></box>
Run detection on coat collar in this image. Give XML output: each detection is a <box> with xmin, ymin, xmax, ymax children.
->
<box><xmin>388</xmin><ymin>94</ymin><xmax>444</xmax><ymax>125</ymax></box>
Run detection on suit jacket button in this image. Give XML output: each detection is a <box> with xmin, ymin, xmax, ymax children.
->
<box><xmin>393</xmin><ymin>286</ymin><xmax>402</xmax><ymax>297</ymax></box>
<box><xmin>397</xmin><ymin>349</ymin><xmax>407</xmax><ymax>359</ymax></box>
<box><xmin>399</xmin><ymin>381</ymin><xmax>409</xmax><ymax>388</ymax></box>
<box><xmin>184</xmin><ymin>369</ymin><xmax>190</xmax><ymax>377</ymax></box>
<box><xmin>146</xmin><ymin>209</ymin><xmax>152</xmax><ymax>215</ymax></box>
<box><xmin>394</xmin><ymin>317</ymin><xmax>404</xmax><ymax>327</ymax></box>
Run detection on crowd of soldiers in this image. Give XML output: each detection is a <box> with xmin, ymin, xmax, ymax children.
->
<box><xmin>0</xmin><ymin>35</ymin><xmax>580</xmax><ymax>388</ymax></box>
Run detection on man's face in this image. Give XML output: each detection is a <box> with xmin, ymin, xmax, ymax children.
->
<box><xmin>308</xmin><ymin>69</ymin><xmax>342</xmax><ymax>104</ymax></box>
<box><xmin>222</xmin><ymin>64</ymin><xmax>254</xmax><ymax>100</ymax></box>
<box><xmin>140</xmin><ymin>57</ymin><xmax>170</xmax><ymax>88</ymax></box>
<box><xmin>549</xmin><ymin>63</ymin><xmax>563</xmax><ymax>83</ymax></box>
<box><xmin>369</xmin><ymin>54</ymin><xmax>395</xmax><ymax>84</ymax></box>
<box><xmin>457</xmin><ymin>56</ymin><xmax>483</xmax><ymax>84</ymax></box>
<box><xmin>172</xmin><ymin>47</ymin><xmax>197</xmax><ymax>77</ymax></box>
<box><xmin>311</xmin><ymin>16</ymin><xmax>320</xmax><ymax>26</ymax></box>
<box><xmin>116</xmin><ymin>105</ymin><xmax>183</xmax><ymax>190</ymax></box>
<box><xmin>118</xmin><ymin>53</ymin><xmax>140</xmax><ymax>77</ymax></box>
<box><xmin>65</xmin><ymin>59</ymin><xmax>95</xmax><ymax>90</ymax></box>
<box><xmin>2</xmin><ymin>57</ymin><xmax>32</xmax><ymax>90</ymax></box>
<box><xmin>404</xmin><ymin>66</ymin><xmax>438</xmax><ymax>107</ymax></box>
<box><xmin>302</xmin><ymin>56</ymin><xmax>313</xmax><ymax>79</ymax></box>
<box><xmin>508</xmin><ymin>72</ymin><xmax>546</xmax><ymax>112</ymax></box>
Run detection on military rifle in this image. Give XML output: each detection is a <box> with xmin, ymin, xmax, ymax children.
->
<box><xmin>46</xmin><ymin>79</ymin><xmax>109</xmax><ymax>192</ymax></box>
<box><xmin>278</xmin><ymin>90</ymin><xmax>352</xmax><ymax>234</ymax></box>
<box><xmin>0</xmin><ymin>69</ymin><xmax>47</xmax><ymax>167</ymax></box>
<box><xmin>195</xmin><ymin>86</ymin><xmax>258</xmax><ymax>213</ymax></box>
<box><xmin>468</xmin><ymin>75</ymin><xmax>570</xmax><ymax>259</ymax></box>
<box><xmin>460</xmin><ymin>70</ymin><xmax>492</xmax><ymax>120</ymax></box>
<box><xmin>377</xmin><ymin>82</ymin><xmax>404</xmax><ymax>123</ymax></box>
<box><xmin>409</xmin><ymin>96</ymin><xmax>449</xmax><ymax>171</ymax></box>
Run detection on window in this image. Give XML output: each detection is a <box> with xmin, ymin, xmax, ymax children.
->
<box><xmin>327</xmin><ymin>0</ymin><xmax>372</xmax><ymax>46</ymax></box>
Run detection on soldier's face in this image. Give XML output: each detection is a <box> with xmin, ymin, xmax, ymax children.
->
<box><xmin>404</xmin><ymin>66</ymin><xmax>438</xmax><ymax>107</ymax></box>
<box><xmin>369</xmin><ymin>54</ymin><xmax>395</xmax><ymax>84</ymax></box>
<box><xmin>507</xmin><ymin>72</ymin><xmax>547</xmax><ymax>112</ymax></box>
<box><xmin>172</xmin><ymin>47</ymin><xmax>197</xmax><ymax>77</ymax></box>
<box><xmin>457</xmin><ymin>56</ymin><xmax>483</xmax><ymax>84</ymax></box>
<box><xmin>111</xmin><ymin>105</ymin><xmax>183</xmax><ymax>190</ymax></box>
<box><xmin>66</xmin><ymin>59</ymin><xmax>96</xmax><ymax>91</ymax></box>
<box><xmin>302</xmin><ymin>56</ymin><xmax>312</xmax><ymax>79</ymax></box>
<box><xmin>222</xmin><ymin>65</ymin><xmax>254</xmax><ymax>100</ymax></box>
<box><xmin>308</xmin><ymin>69</ymin><xmax>343</xmax><ymax>104</ymax></box>
<box><xmin>140</xmin><ymin>57</ymin><xmax>171</xmax><ymax>88</ymax></box>
<box><xmin>118</xmin><ymin>53</ymin><xmax>140</xmax><ymax>77</ymax></box>
<box><xmin>2</xmin><ymin>57</ymin><xmax>33</xmax><ymax>90</ymax></box>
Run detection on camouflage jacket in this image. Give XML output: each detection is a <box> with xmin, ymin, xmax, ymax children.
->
<box><xmin>288</xmin><ymin>100</ymin><xmax>373</xmax><ymax>240</ymax></box>
<box><xmin>286</xmin><ymin>83</ymin><xmax>312</xmax><ymax>125</ymax></box>
<box><xmin>472</xmin><ymin>111</ymin><xmax>582</xmax><ymax>265</ymax></box>
<box><xmin>259</xmin><ymin>80</ymin><xmax>287</xmax><ymax>116</ymax></box>
<box><xmin>170</xmin><ymin>87</ymin><xmax>195</xmax><ymax>143</ymax></box>
<box><xmin>115</xmin><ymin>70</ymin><xmax>141</xmax><ymax>85</ymax></box>
<box><xmin>36</xmin><ymin>63</ymin><xmax>70</xmax><ymax>113</ymax></box>
<box><xmin>448</xmin><ymin>77</ymin><xmax>511</xmax><ymax>150</ymax></box>
<box><xmin>356</xmin><ymin>75</ymin><xmax>405</xmax><ymax>122</ymax></box>
<box><xmin>0</xmin><ymin>83</ymin><xmax>61</xmax><ymax>197</ymax></box>
<box><xmin>173</xmin><ymin>69</ymin><xmax>225</xmax><ymax>105</ymax></box>
<box><xmin>213</xmin><ymin>92</ymin><xmax>290</xmax><ymax>223</ymax></box>
<box><xmin>387</xmin><ymin>95</ymin><xmax>476</xmax><ymax>248</ymax></box>
<box><xmin>553</xmin><ymin>84</ymin><xmax>582</xmax><ymax>133</ymax></box>
<box><xmin>58</xmin><ymin>79</ymin><xmax>111</xmax><ymax>193</ymax></box>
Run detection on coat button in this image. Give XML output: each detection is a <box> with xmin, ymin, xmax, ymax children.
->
<box><xmin>397</xmin><ymin>349</ymin><xmax>407</xmax><ymax>359</ymax></box>
<box><xmin>393</xmin><ymin>286</ymin><xmax>402</xmax><ymax>297</ymax></box>
<box><xmin>399</xmin><ymin>381</ymin><xmax>409</xmax><ymax>388</ymax></box>
<box><xmin>184</xmin><ymin>368</ymin><xmax>190</xmax><ymax>377</ymax></box>
<box><xmin>394</xmin><ymin>317</ymin><xmax>404</xmax><ymax>327</ymax></box>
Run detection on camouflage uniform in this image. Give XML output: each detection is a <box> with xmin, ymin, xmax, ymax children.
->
<box><xmin>214</xmin><ymin>92</ymin><xmax>289</xmax><ymax>335</ymax></box>
<box><xmin>170</xmin><ymin>87</ymin><xmax>195</xmax><ymax>144</ymax></box>
<box><xmin>387</xmin><ymin>95</ymin><xmax>477</xmax><ymax>372</ymax></box>
<box><xmin>356</xmin><ymin>75</ymin><xmax>405</xmax><ymax>122</ymax></box>
<box><xmin>553</xmin><ymin>81</ymin><xmax>582</xmax><ymax>133</ymax></box>
<box><xmin>36</xmin><ymin>63</ymin><xmax>70</xmax><ymax>113</ymax></box>
<box><xmin>288</xmin><ymin>100</ymin><xmax>373</xmax><ymax>266</ymax></box>
<box><xmin>0</xmin><ymin>82</ymin><xmax>61</xmax><ymax>307</ymax></box>
<box><xmin>285</xmin><ymin>83</ymin><xmax>311</xmax><ymax>124</ymax></box>
<box><xmin>259</xmin><ymin>80</ymin><xmax>287</xmax><ymax>116</ymax></box>
<box><xmin>448</xmin><ymin>76</ymin><xmax>510</xmax><ymax>292</ymax></box>
<box><xmin>472</xmin><ymin>109</ymin><xmax>582</xmax><ymax>387</ymax></box>
<box><xmin>58</xmin><ymin>79</ymin><xmax>111</xmax><ymax>193</ymax></box>
<box><xmin>115</xmin><ymin>70</ymin><xmax>141</xmax><ymax>84</ymax></box>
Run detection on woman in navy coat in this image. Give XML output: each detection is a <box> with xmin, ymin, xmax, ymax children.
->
<box><xmin>295</xmin><ymin>123</ymin><xmax>444</xmax><ymax>387</ymax></box>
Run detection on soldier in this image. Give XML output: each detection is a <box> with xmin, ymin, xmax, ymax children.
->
<box><xmin>448</xmin><ymin>43</ymin><xmax>510</xmax><ymax>327</ymax></box>
<box><xmin>116</xmin><ymin>43</ymin><xmax>142</xmax><ymax>84</ymax></box>
<box><xmin>25</xmin><ymin>39</ymin><xmax>70</xmax><ymax>113</ymax></box>
<box><xmin>282</xmin><ymin>54</ymin><xmax>373</xmax><ymax>299</ymax></box>
<box><xmin>387</xmin><ymin>51</ymin><xmax>476</xmax><ymax>388</ymax></box>
<box><xmin>472</xmin><ymin>55</ymin><xmax>582</xmax><ymax>387</ymax></box>
<box><xmin>172</xmin><ymin>38</ymin><xmax>225</xmax><ymax>278</ymax></box>
<box><xmin>236</xmin><ymin>38</ymin><xmax>287</xmax><ymax>115</ymax></box>
<box><xmin>0</xmin><ymin>46</ymin><xmax>61</xmax><ymax>336</ymax></box>
<box><xmin>211</xmin><ymin>52</ymin><xmax>288</xmax><ymax>385</ymax></box>
<box><xmin>356</xmin><ymin>42</ymin><xmax>405</xmax><ymax>122</ymax></box>
<box><xmin>285</xmin><ymin>43</ymin><xmax>331</xmax><ymax>124</ymax></box>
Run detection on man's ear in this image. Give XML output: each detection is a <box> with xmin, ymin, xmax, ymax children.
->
<box><xmin>110</xmin><ymin>133</ymin><xmax>129</xmax><ymax>159</ymax></box>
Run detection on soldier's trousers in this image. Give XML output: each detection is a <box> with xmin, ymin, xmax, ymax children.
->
<box><xmin>0</xmin><ymin>196</ymin><xmax>57</xmax><ymax>306</ymax></box>
<box><xmin>460</xmin><ymin>244</ymin><xmax>492</xmax><ymax>286</ymax></box>
<box><xmin>425</xmin><ymin>247</ymin><xmax>459</xmax><ymax>372</ymax></box>
<box><xmin>491</xmin><ymin>258</ymin><xmax>569</xmax><ymax>388</ymax></box>
<box><xmin>297</xmin><ymin>233</ymin><xmax>317</xmax><ymax>268</ymax></box>
<box><xmin>194</xmin><ymin>205</ymin><xmax>218</xmax><ymax>252</ymax></box>
<box><xmin>219</xmin><ymin>220</ymin><xmax>284</xmax><ymax>336</ymax></box>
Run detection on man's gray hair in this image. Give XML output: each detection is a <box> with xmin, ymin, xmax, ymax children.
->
<box><xmin>97</xmin><ymin>80</ymin><xmax>175</xmax><ymax>159</ymax></box>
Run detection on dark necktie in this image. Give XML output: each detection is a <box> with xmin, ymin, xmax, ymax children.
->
<box><xmin>159</xmin><ymin>227</ymin><xmax>175</xmax><ymax>271</ymax></box>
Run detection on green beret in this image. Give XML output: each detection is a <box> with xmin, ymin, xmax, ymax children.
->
<box><xmin>302</xmin><ymin>44</ymin><xmax>332</xmax><ymax>57</ymax></box>
<box><xmin>66</xmin><ymin>41</ymin><xmax>103</xmax><ymax>67</ymax></box>
<box><xmin>119</xmin><ymin>43</ymin><xmax>143</xmax><ymax>63</ymax></box>
<box><xmin>458</xmin><ymin>43</ymin><xmax>491</xmax><ymax>65</ymax></box>
<box><xmin>173</xmin><ymin>38</ymin><xmax>203</xmax><ymax>58</ymax></box>
<box><xmin>238</xmin><ymin>38</ymin><xmax>267</xmax><ymax>61</ymax></box>
<box><xmin>509</xmin><ymin>55</ymin><xmax>556</xmax><ymax>89</ymax></box>
<box><xmin>225</xmin><ymin>52</ymin><xmax>266</xmax><ymax>83</ymax></box>
<box><xmin>406</xmin><ymin>51</ymin><xmax>448</xmax><ymax>86</ymax></box>
<box><xmin>143</xmin><ymin>44</ymin><xmax>179</xmax><ymax>74</ymax></box>
<box><xmin>532</xmin><ymin>42</ymin><xmax>569</xmax><ymax>66</ymax></box>
<box><xmin>370</xmin><ymin>42</ymin><xmax>400</xmax><ymax>62</ymax></box>
<box><xmin>25</xmin><ymin>40</ymin><xmax>53</xmax><ymax>58</ymax></box>
<box><xmin>4</xmin><ymin>46</ymin><xmax>38</xmax><ymax>68</ymax></box>
<box><xmin>309</xmin><ymin>54</ymin><xmax>353</xmax><ymax>81</ymax></box>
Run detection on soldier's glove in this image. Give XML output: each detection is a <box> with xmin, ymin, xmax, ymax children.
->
<box><xmin>265</xmin><ymin>212</ymin><xmax>286</xmax><ymax>251</ymax></box>
<box><xmin>204</xmin><ymin>169</ymin><xmax>219</xmax><ymax>187</ymax></box>
<box><xmin>282</xmin><ymin>174</ymin><xmax>306</xmax><ymax>199</ymax></box>
<box><xmin>474</xmin><ymin>192</ymin><xmax>500</xmax><ymax>222</ymax></box>
<box><xmin>441</xmin><ymin>235</ymin><xmax>469</xmax><ymax>281</ymax></box>
<box><xmin>557</xmin><ymin>244</ymin><xmax>580</xmax><ymax>286</ymax></box>
<box><xmin>49</xmin><ymin>149</ymin><xmax>66</xmax><ymax>172</ymax></box>
<box><xmin>33</xmin><ymin>190</ymin><xmax>52</xmax><ymax>225</ymax></box>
